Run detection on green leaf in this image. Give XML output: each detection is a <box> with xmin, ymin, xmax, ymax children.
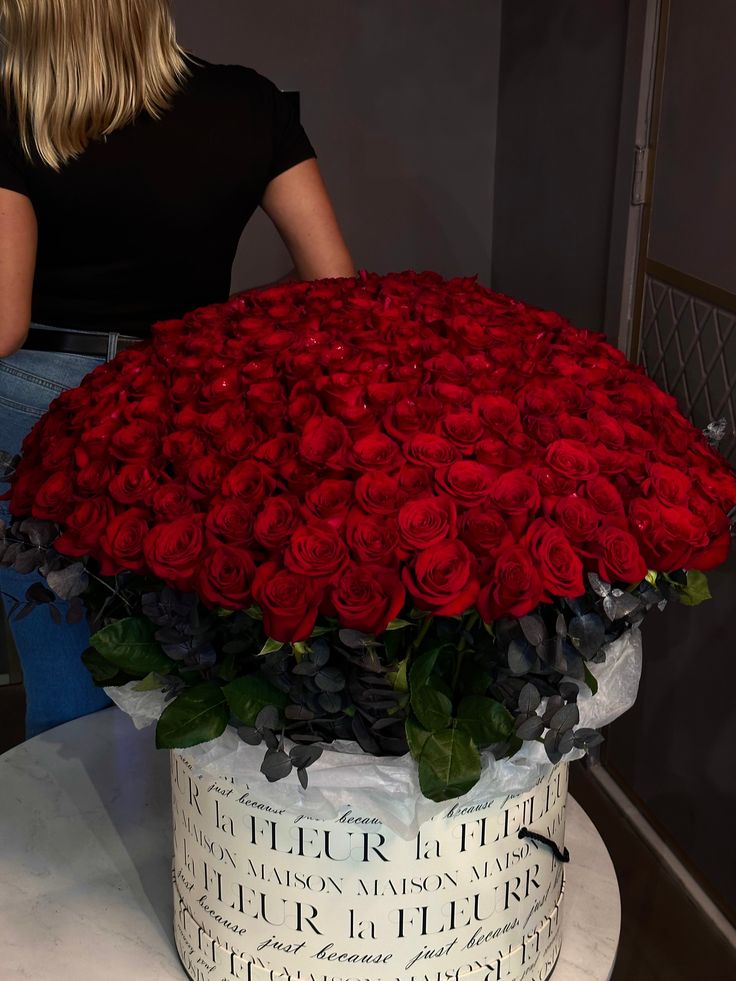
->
<box><xmin>81</xmin><ymin>645</ymin><xmax>124</xmax><ymax>685</ymax></box>
<box><xmin>418</xmin><ymin>728</ymin><xmax>482</xmax><ymax>802</ymax></box>
<box><xmin>584</xmin><ymin>665</ymin><xmax>599</xmax><ymax>696</ymax></box>
<box><xmin>217</xmin><ymin>652</ymin><xmax>239</xmax><ymax>683</ymax></box>
<box><xmin>678</xmin><ymin>569</ymin><xmax>712</xmax><ymax>607</ymax></box>
<box><xmin>411</xmin><ymin>687</ymin><xmax>453</xmax><ymax>732</ymax></box>
<box><xmin>259</xmin><ymin>637</ymin><xmax>285</xmax><ymax>656</ymax></box>
<box><xmin>386</xmin><ymin>619</ymin><xmax>411</xmax><ymax>631</ymax></box>
<box><xmin>309</xmin><ymin>625</ymin><xmax>334</xmax><ymax>638</ymax></box>
<box><xmin>455</xmin><ymin>696</ymin><xmax>514</xmax><ymax>746</ymax></box>
<box><xmin>408</xmin><ymin>645</ymin><xmax>443</xmax><ymax>691</ymax></box>
<box><xmin>155</xmin><ymin>682</ymin><xmax>229</xmax><ymax>749</ymax></box>
<box><xmin>134</xmin><ymin>672</ymin><xmax>164</xmax><ymax>692</ymax></box>
<box><xmin>89</xmin><ymin>617</ymin><xmax>171</xmax><ymax>676</ymax></box>
<box><xmin>387</xmin><ymin>657</ymin><xmax>409</xmax><ymax>693</ymax></box>
<box><xmin>405</xmin><ymin>714</ymin><xmax>432</xmax><ymax>760</ymax></box>
<box><xmin>645</xmin><ymin>569</ymin><xmax>658</xmax><ymax>586</ymax></box>
<box><xmin>245</xmin><ymin>605</ymin><xmax>263</xmax><ymax>620</ymax></box>
<box><xmin>223</xmin><ymin>675</ymin><xmax>288</xmax><ymax>726</ymax></box>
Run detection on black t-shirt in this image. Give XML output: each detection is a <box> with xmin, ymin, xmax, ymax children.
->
<box><xmin>0</xmin><ymin>58</ymin><xmax>317</xmax><ymax>337</ymax></box>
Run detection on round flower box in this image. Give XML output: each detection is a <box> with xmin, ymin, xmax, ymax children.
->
<box><xmin>171</xmin><ymin>750</ymin><xmax>568</xmax><ymax>981</ymax></box>
<box><xmin>3</xmin><ymin>270</ymin><xmax>734</xmax><ymax>981</ymax></box>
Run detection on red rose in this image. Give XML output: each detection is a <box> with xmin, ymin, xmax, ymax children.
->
<box><xmin>593</xmin><ymin>526</ymin><xmax>648</xmax><ymax>583</ymax></box>
<box><xmin>402</xmin><ymin>540</ymin><xmax>479</xmax><ymax>615</ymax></box>
<box><xmin>152</xmin><ymin>483</ymin><xmax>196</xmax><ymax>520</ymax></box>
<box><xmin>55</xmin><ymin>497</ymin><xmax>117</xmax><ymax>557</ymax></box>
<box><xmin>472</xmin><ymin>394</ymin><xmax>521</xmax><ymax>433</ymax></box>
<box><xmin>532</xmin><ymin>465</ymin><xmax>579</xmax><ymax>497</ymax></box>
<box><xmin>298</xmin><ymin>415</ymin><xmax>349</xmax><ymax>468</ymax></box>
<box><xmin>327</xmin><ymin>565</ymin><xmax>406</xmax><ymax>635</ymax></box>
<box><xmin>440</xmin><ymin>412</ymin><xmax>485</xmax><ymax>454</ymax></box>
<box><xmin>99</xmin><ymin>508</ymin><xmax>150</xmax><ymax>574</ymax></box>
<box><xmin>109</xmin><ymin>463</ymin><xmax>159</xmax><ymax>505</ymax></box>
<box><xmin>354</xmin><ymin>472</ymin><xmax>404</xmax><ymax>515</ymax></box>
<box><xmin>383</xmin><ymin>396</ymin><xmax>443</xmax><ymax>441</ymax></box>
<box><xmin>247</xmin><ymin>380</ymin><xmax>287</xmax><ymax>430</ymax></box>
<box><xmin>549</xmin><ymin>494</ymin><xmax>602</xmax><ymax>543</ymax></box>
<box><xmin>522</xmin><ymin>518</ymin><xmax>585</xmax><ymax>598</ymax></box>
<box><xmin>187</xmin><ymin>455</ymin><xmax>227</xmax><ymax>501</ymax></box>
<box><xmin>303</xmin><ymin>479</ymin><xmax>354</xmax><ymax>527</ymax></box>
<box><xmin>350</xmin><ymin>432</ymin><xmax>402</xmax><ymax>472</ymax></box>
<box><xmin>397</xmin><ymin>463</ymin><xmax>435</xmax><ymax>497</ymax></box>
<box><xmin>588</xmin><ymin>408</ymin><xmax>626</xmax><ymax>449</ymax></box>
<box><xmin>143</xmin><ymin>515</ymin><xmax>206</xmax><ymax>589</ymax></box>
<box><xmin>39</xmin><ymin>435</ymin><xmax>77</xmax><ymax>470</ymax></box>
<box><xmin>581</xmin><ymin>475</ymin><xmax>625</xmax><ymax>515</ymax></box>
<box><xmin>252</xmin><ymin>561</ymin><xmax>322</xmax><ymax>642</ymax></box>
<box><xmin>198</xmin><ymin>546</ymin><xmax>256</xmax><ymax>609</ymax></box>
<box><xmin>436</xmin><ymin>461</ymin><xmax>494</xmax><ymax>506</ymax></box>
<box><xmin>32</xmin><ymin>471</ymin><xmax>75</xmax><ymax>521</ymax></box>
<box><xmin>477</xmin><ymin>545</ymin><xmax>544</xmax><ymax>621</ymax></box>
<box><xmin>458</xmin><ymin>505</ymin><xmax>514</xmax><ymax>557</ymax></box>
<box><xmin>75</xmin><ymin>460</ymin><xmax>117</xmax><ymax>498</ymax></box>
<box><xmin>397</xmin><ymin>495</ymin><xmax>457</xmax><ymax>551</ymax></box>
<box><xmin>109</xmin><ymin>421</ymin><xmax>160</xmax><ymax>463</ymax></box>
<box><xmin>490</xmin><ymin>469</ymin><xmax>541</xmax><ymax>516</ymax></box>
<box><xmin>220</xmin><ymin>461</ymin><xmax>275</xmax><ymax>505</ymax></box>
<box><xmin>221</xmin><ymin>423</ymin><xmax>266</xmax><ymax>461</ymax></box>
<box><xmin>345</xmin><ymin>509</ymin><xmax>400</xmax><ymax>566</ymax></box>
<box><xmin>629</xmin><ymin>498</ymin><xmax>709</xmax><ymax>570</ymax></box>
<box><xmin>642</xmin><ymin>463</ymin><xmax>691</xmax><ymax>506</ymax></box>
<box><xmin>545</xmin><ymin>439</ymin><xmax>599</xmax><ymax>480</ymax></box>
<box><xmin>284</xmin><ymin>521</ymin><xmax>349</xmax><ymax>580</ymax></box>
<box><xmin>405</xmin><ymin>433</ymin><xmax>460</xmax><ymax>468</ymax></box>
<box><xmin>253</xmin><ymin>495</ymin><xmax>301</xmax><ymax>551</ymax></box>
<box><xmin>475</xmin><ymin>437</ymin><xmax>524</xmax><ymax>471</ymax></box>
<box><xmin>205</xmin><ymin>497</ymin><xmax>255</xmax><ymax>547</ymax></box>
<box><xmin>288</xmin><ymin>393</ymin><xmax>322</xmax><ymax>430</ymax></box>
<box><xmin>163</xmin><ymin>430</ymin><xmax>205</xmax><ymax>468</ymax></box>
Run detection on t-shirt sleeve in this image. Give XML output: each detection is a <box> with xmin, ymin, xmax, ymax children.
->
<box><xmin>0</xmin><ymin>107</ymin><xmax>29</xmax><ymax>196</ymax></box>
<box><xmin>255</xmin><ymin>72</ymin><xmax>317</xmax><ymax>183</ymax></box>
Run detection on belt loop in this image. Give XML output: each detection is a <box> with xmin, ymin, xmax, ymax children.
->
<box><xmin>106</xmin><ymin>332</ymin><xmax>120</xmax><ymax>361</ymax></box>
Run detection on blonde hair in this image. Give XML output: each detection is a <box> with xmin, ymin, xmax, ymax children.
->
<box><xmin>0</xmin><ymin>0</ymin><xmax>192</xmax><ymax>169</ymax></box>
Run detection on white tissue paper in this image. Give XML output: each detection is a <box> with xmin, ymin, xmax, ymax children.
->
<box><xmin>105</xmin><ymin>625</ymin><xmax>642</xmax><ymax>838</ymax></box>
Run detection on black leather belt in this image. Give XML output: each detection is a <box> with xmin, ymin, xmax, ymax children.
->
<box><xmin>23</xmin><ymin>326</ymin><xmax>141</xmax><ymax>357</ymax></box>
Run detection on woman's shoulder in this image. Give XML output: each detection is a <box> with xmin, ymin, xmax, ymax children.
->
<box><xmin>186</xmin><ymin>56</ymin><xmax>282</xmax><ymax>98</ymax></box>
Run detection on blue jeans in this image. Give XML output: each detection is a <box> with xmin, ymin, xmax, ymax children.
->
<box><xmin>0</xmin><ymin>326</ymin><xmax>112</xmax><ymax>737</ymax></box>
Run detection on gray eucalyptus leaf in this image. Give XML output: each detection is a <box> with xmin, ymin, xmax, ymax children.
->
<box><xmin>550</xmin><ymin>702</ymin><xmax>579</xmax><ymax>733</ymax></box>
<box><xmin>587</xmin><ymin>572</ymin><xmax>612</xmax><ymax>597</ymax></box>
<box><xmin>519</xmin><ymin>614</ymin><xmax>546</xmax><ymax>647</ymax></box>
<box><xmin>237</xmin><ymin>726</ymin><xmax>263</xmax><ymax>746</ymax></box>
<box><xmin>260</xmin><ymin>749</ymin><xmax>293</xmax><ymax>782</ymax></box>
<box><xmin>515</xmin><ymin>714</ymin><xmax>545</xmax><ymax>740</ymax></box>
<box><xmin>518</xmin><ymin>682</ymin><xmax>541</xmax><ymax>714</ymax></box>
<box><xmin>557</xmin><ymin>729</ymin><xmax>576</xmax><ymax>755</ymax></box>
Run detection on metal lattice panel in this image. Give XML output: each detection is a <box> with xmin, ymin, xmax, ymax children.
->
<box><xmin>639</xmin><ymin>275</ymin><xmax>736</xmax><ymax>465</ymax></box>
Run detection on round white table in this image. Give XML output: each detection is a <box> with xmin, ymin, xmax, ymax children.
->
<box><xmin>0</xmin><ymin>707</ymin><xmax>620</xmax><ymax>980</ymax></box>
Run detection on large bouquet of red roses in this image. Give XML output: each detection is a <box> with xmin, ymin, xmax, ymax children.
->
<box><xmin>2</xmin><ymin>270</ymin><xmax>735</xmax><ymax>799</ymax></box>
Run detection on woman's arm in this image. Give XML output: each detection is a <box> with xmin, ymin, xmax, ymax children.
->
<box><xmin>0</xmin><ymin>188</ymin><xmax>36</xmax><ymax>358</ymax></box>
<box><xmin>259</xmin><ymin>158</ymin><xmax>356</xmax><ymax>281</ymax></box>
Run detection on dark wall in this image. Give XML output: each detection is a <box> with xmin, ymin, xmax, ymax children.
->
<box><xmin>648</xmin><ymin>0</ymin><xmax>736</xmax><ymax>291</ymax></box>
<box><xmin>604</xmin><ymin>0</ymin><xmax>736</xmax><ymax>918</ymax></box>
<box><xmin>492</xmin><ymin>0</ymin><xmax>628</xmax><ymax>330</ymax></box>
<box><xmin>172</xmin><ymin>0</ymin><xmax>502</xmax><ymax>292</ymax></box>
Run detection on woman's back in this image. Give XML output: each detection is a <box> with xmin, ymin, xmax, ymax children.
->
<box><xmin>0</xmin><ymin>58</ymin><xmax>317</xmax><ymax>335</ymax></box>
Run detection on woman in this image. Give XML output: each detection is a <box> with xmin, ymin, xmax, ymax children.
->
<box><xmin>0</xmin><ymin>0</ymin><xmax>355</xmax><ymax>738</ymax></box>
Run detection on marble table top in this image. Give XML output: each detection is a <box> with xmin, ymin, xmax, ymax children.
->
<box><xmin>0</xmin><ymin>707</ymin><xmax>620</xmax><ymax>981</ymax></box>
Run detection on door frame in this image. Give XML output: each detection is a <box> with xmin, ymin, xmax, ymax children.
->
<box><xmin>603</xmin><ymin>0</ymin><xmax>669</xmax><ymax>358</ymax></box>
